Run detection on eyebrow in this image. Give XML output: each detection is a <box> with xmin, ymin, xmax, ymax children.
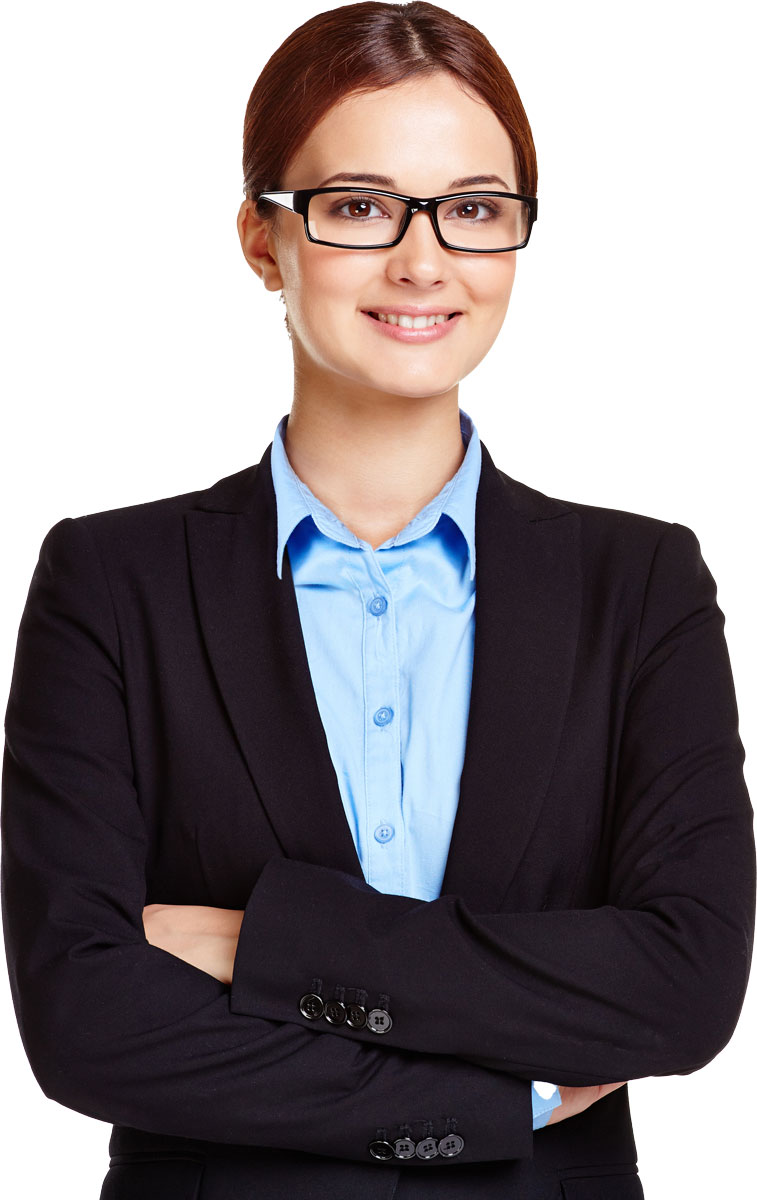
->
<box><xmin>315</xmin><ymin>172</ymin><xmax>513</xmax><ymax>192</ymax></box>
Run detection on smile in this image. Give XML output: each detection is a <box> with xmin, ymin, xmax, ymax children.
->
<box><xmin>367</xmin><ymin>312</ymin><xmax>458</xmax><ymax>329</ymax></box>
<box><xmin>361</xmin><ymin>310</ymin><xmax>463</xmax><ymax>343</ymax></box>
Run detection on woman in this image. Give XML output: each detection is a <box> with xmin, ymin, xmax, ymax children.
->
<box><xmin>1</xmin><ymin>3</ymin><xmax>754</xmax><ymax>1198</ymax></box>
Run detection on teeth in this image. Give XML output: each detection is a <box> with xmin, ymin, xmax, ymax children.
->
<box><xmin>376</xmin><ymin>312</ymin><xmax>451</xmax><ymax>328</ymax></box>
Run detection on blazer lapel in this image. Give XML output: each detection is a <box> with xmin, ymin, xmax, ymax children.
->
<box><xmin>440</xmin><ymin>442</ymin><xmax>582</xmax><ymax>910</ymax></box>
<box><xmin>185</xmin><ymin>448</ymin><xmax>364</xmax><ymax>878</ymax></box>
<box><xmin>186</xmin><ymin>438</ymin><xmax>582</xmax><ymax>911</ymax></box>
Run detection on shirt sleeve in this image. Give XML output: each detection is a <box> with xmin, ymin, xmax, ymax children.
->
<box><xmin>532</xmin><ymin>1082</ymin><xmax>561</xmax><ymax>1130</ymax></box>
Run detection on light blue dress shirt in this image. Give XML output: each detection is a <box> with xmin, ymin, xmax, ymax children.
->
<box><xmin>270</xmin><ymin>407</ymin><xmax>561</xmax><ymax>1132</ymax></box>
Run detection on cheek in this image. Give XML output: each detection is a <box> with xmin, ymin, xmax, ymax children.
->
<box><xmin>284</xmin><ymin>244</ymin><xmax>365</xmax><ymax>318</ymax></box>
<box><xmin>474</xmin><ymin>259</ymin><xmax>516</xmax><ymax>313</ymax></box>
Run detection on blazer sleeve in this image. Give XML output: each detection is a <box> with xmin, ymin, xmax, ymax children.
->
<box><xmin>229</xmin><ymin>521</ymin><xmax>756</xmax><ymax>1086</ymax></box>
<box><xmin>0</xmin><ymin>516</ymin><xmax>534</xmax><ymax>1165</ymax></box>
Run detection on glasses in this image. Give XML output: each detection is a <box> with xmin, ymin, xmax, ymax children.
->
<box><xmin>257</xmin><ymin>187</ymin><xmax>538</xmax><ymax>252</ymax></box>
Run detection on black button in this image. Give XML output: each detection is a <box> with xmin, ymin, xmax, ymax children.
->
<box><xmin>367</xmin><ymin>1007</ymin><xmax>392</xmax><ymax>1034</ymax></box>
<box><xmin>368</xmin><ymin>1139</ymin><xmax>395</xmax><ymax>1161</ymax></box>
<box><xmin>438</xmin><ymin>1132</ymin><xmax>464</xmax><ymax>1157</ymax></box>
<box><xmin>299</xmin><ymin>993</ymin><xmax>324</xmax><ymax>1020</ymax></box>
<box><xmin>346</xmin><ymin>1003</ymin><xmax>367</xmax><ymax>1029</ymax></box>
<box><xmin>393</xmin><ymin>1136</ymin><xmax>416</xmax><ymax>1159</ymax></box>
<box><xmin>415</xmin><ymin>1136</ymin><xmax>439</xmax><ymax>1159</ymax></box>
<box><xmin>323</xmin><ymin>998</ymin><xmax>347</xmax><ymax>1025</ymax></box>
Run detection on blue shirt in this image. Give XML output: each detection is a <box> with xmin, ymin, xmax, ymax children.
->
<box><xmin>270</xmin><ymin>407</ymin><xmax>560</xmax><ymax>1132</ymax></box>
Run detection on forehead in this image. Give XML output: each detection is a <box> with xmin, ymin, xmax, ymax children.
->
<box><xmin>283</xmin><ymin>72</ymin><xmax>518</xmax><ymax>194</ymax></box>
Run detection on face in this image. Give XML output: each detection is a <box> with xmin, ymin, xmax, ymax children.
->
<box><xmin>238</xmin><ymin>71</ymin><xmax>521</xmax><ymax>407</ymax></box>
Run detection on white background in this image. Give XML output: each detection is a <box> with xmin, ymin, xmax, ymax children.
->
<box><xmin>1</xmin><ymin>1</ymin><xmax>754</xmax><ymax>1195</ymax></box>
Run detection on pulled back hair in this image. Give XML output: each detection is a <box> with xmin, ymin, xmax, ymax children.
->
<box><xmin>242</xmin><ymin>2</ymin><xmax>537</xmax><ymax>227</ymax></box>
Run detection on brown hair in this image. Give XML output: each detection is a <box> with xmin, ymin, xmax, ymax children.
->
<box><xmin>242</xmin><ymin>1</ymin><xmax>537</xmax><ymax>228</ymax></box>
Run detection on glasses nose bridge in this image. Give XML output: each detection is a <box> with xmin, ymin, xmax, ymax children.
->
<box><xmin>401</xmin><ymin>197</ymin><xmax>442</xmax><ymax>245</ymax></box>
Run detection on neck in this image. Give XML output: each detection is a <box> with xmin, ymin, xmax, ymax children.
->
<box><xmin>282</xmin><ymin>380</ymin><xmax>466</xmax><ymax>550</ymax></box>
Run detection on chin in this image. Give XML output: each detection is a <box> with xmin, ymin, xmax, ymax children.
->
<box><xmin>364</xmin><ymin>362</ymin><xmax>462</xmax><ymax>394</ymax></box>
<box><xmin>355</xmin><ymin>368</ymin><xmax>455</xmax><ymax>395</ymax></box>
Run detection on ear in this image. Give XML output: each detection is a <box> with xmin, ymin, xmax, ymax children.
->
<box><xmin>237</xmin><ymin>198</ymin><xmax>284</xmax><ymax>291</ymax></box>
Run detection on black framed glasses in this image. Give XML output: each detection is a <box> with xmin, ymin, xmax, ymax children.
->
<box><xmin>257</xmin><ymin>186</ymin><xmax>538</xmax><ymax>252</ymax></box>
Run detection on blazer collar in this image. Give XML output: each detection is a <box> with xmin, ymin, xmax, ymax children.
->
<box><xmin>186</xmin><ymin>437</ymin><xmax>581</xmax><ymax>911</ymax></box>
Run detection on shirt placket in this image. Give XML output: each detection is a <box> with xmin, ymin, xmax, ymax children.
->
<box><xmin>358</xmin><ymin>545</ymin><xmax>405</xmax><ymax>893</ymax></box>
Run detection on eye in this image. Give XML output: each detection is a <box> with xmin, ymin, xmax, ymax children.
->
<box><xmin>449</xmin><ymin>198</ymin><xmax>500</xmax><ymax>221</ymax></box>
<box><xmin>331</xmin><ymin>195</ymin><xmax>389</xmax><ymax>221</ymax></box>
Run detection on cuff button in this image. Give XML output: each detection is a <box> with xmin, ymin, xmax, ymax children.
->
<box><xmin>415</xmin><ymin>1136</ymin><xmax>439</xmax><ymax>1160</ymax></box>
<box><xmin>393</xmin><ymin>1137</ymin><xmax>416</xmax><ymax>1159</ymax></box>
<box><xmin>299</xmin><ymin>993</ymin><xmax>324</xmax><ymax>1020</ymax></box>
<box><xmin>438</xmin><ymin>1133</ymin><xmax>464</xmax><ymax>1157</ymax></box>
<box><xmin>346</xmin><ymin>1002</ymin><xmax>367</xmax><ymax>1029</ymax></box>
<box><xmin>367</xmin><ymin>1007</ymin><xmax>392</xmax><ymax>1034</ymax></box>
<box><xmin>323</xmin><ymin>999</ymin><xmax>347</xmax><ymax>1024</ymax></box>
<box><xmin>368</xmin><ymin>1139</ymin><xmax>395</xmax><ymax>1161</ymax></box>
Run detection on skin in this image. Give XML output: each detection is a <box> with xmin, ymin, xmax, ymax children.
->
<box><xmin>143</xmin><ymin>70</ymin><xmax>627</xmax><ymax>1127</ymax></box>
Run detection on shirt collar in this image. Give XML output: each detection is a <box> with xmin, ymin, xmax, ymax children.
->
<box><xmin>270</xmin><ymin>407</ymin><xmax>480</xmax><ymax>582</ymax></box>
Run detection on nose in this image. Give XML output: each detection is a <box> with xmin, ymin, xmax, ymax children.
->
<box><xmin>401</xmin><ymin>207</ymin><xmax>444</xmax><ymax>248</ymax></box>
<box><xmin>387</xmin><ymin>208</ymin><xmax>451</xmax><ymax>285</ymax></box>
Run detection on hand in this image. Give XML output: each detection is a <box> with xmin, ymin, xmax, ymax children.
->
<box><xmin>142</xmin><ymin>903</ymin><xmax>244</xmax><ymax>985</ymax></box>
<box><xmin>547</xmin><ymin>1081</ymin><xmax>628</xmax><ymax>1125</ymax></box>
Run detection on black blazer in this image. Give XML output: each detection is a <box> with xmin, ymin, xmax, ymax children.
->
<box><xmin>2</xmin><ymin>438</ymin><xmax>754</xmax><ymax>1200</ymax></box>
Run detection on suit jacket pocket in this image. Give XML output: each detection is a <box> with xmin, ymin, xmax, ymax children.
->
<box><xmin>561</xmin><ymin>1172</ymin><xmax>643</xmax><ymax>1199</ymax></box>
<box><xmin>100</xmin><ymin>1157</ymin><xmax>204</xmax><ymax>1200</ymax></box>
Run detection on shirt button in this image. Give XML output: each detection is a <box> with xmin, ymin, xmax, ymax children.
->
<box><xmin>368</xmin><ymin>595</ymin><xmax>388</xmax><ymax>616</ymax></box>
<box><xmin>373</xmin><ymin>707</ymin><xmax>394</xmax><ymax>726</ymax></box>
<box><xmin>374</xmin><ymin>823</ymin><xmax>394</xmax><ymax>843</ymax></box>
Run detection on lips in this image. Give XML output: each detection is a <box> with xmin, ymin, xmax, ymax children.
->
<box><xmin>361</xmin><ymin>309</ymin><xmax>463</xmax><ymax>341</ymax></box>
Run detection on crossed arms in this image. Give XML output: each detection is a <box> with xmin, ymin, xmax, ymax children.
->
<box><xmin>2</xmin><ymin>516</ymin><xmax>754</xmax><ymax>1165</ymax></box>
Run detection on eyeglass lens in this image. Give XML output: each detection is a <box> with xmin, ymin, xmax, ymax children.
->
<box><xmin>307</xmin><ymin>190</ymin><xmax>530</xmax><ymax>250</ymax></box>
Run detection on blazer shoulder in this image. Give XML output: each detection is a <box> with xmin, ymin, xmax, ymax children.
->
<box><xmin>558</xmin><ymin>491</ymin><xmax>676</xmax><ymax>546</ymax></box>
<box><xmin>493</xmin><ymin>466</ymin><xmax>705</xmax><ymax>585</ymax></box>
<box><xmin>32</xmin><ymin>460</ymin><xmax>264</xmax><ymax>581</ymax></box>
<box><xmin>48</xmin><ymin>459</ymin><xmax>260</xmax><ymax>537</ymax></box>
<box><xmin>502</xmin><ymin>466</ymin><xmax>665</xmax><ymax>524</ymax></box>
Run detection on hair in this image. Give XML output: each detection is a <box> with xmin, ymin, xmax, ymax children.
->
<box><xmin>242</xmin><ymin>1</ymin><xmax>537</xmax><ymax>231</ymax></box>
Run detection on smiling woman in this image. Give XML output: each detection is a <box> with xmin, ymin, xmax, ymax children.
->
<box><xmin>236</xmin><ymin>67</ymin><xmax>530</xmax><ymax>543</ymax></box>
<box><xmin>1</xmin><ymin>4</ymin><xmax>754</xmax><ymax>1200</ymax></box>
<box><xmin>239</xmin><ymin>22</ymin><xmax>532</xmax><ymax>411</ymax></box>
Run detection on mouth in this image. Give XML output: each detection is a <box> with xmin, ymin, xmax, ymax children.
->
<box><xmin>364</xmin><ymin>311</ymin><xmax>462</xmax><ymax>329</ymax></box>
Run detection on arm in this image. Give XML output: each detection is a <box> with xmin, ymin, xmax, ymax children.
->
<box><xmin>228</xmin><ymin>522</ymin><xmax>756</xmax><ymax>1084</ymax></box>
<box><xmin>140</xmin><ymin>902</ymin><xmax>610</xmax><ymax>1130</ymax></box>
<box><xmin>140</xmin><ymin>902</ymin><xmax>567</xmax><ymax>1130</ymax></box>
<box><xmin>0</xmin><ymin>516</ymin><xmax>533</xmax><ymax>1165</ymax></box>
